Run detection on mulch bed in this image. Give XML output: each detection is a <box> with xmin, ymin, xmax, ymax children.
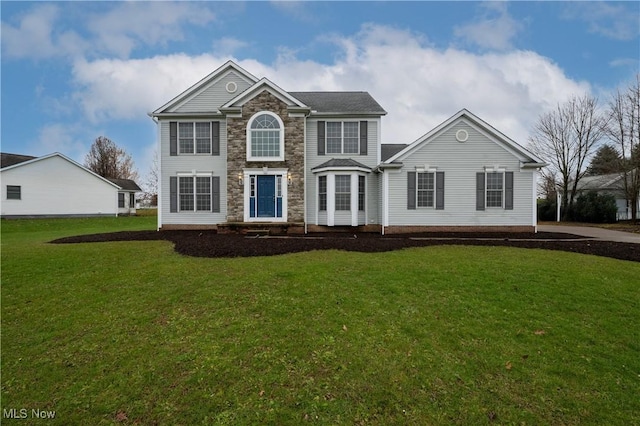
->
<box><xmin>51</xmin><ymin>230</ymin><xmax>640</xmax><ymax>262</ymax></box>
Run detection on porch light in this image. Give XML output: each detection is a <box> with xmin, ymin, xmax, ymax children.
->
<box><xmin>287</xmin><ymin>172</ymin><xmax>292</xmax><ymax>185</ymax></box>
<box><xmin>238</xmin><ymin>172</ymin><xmax>244</xmax><ymax>186</ymax></box>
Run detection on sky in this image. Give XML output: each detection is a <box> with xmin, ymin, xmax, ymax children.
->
<box><xmin>1</xmin><ymin>1</ymin><xmax>639</xmax><ymax>189</ymax></box>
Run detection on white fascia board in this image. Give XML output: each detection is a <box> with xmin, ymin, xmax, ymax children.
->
<box><xmin>311</xmin><ymin>166</ymin><xmax>372</xmax><ymax>174</ymax></box>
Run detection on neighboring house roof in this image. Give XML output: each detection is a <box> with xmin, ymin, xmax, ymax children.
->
<box><xmin>385</xmin><ymin>109</ymin><xmax>547</xmax><ymax>168</ymax></box>
<box><xmin>289</xmin><ymin>92</ymin><xmax>387</xmax><ymax>115</ymax></box>
<box><xmin>107</xmin><ymin>178</ymin><xmax>142</xmax><ymax>192</ymax></box>
<box><xmin>381</xmin><ymin>144</ymin><xmax>407</xmax><ymax>161</ymax></box>
<box><xmin>576</xmin><ymin>171</ymin><xmax>640</xmax><ymax>192</ymax></box>
<box><xmin>0</xmin><ymin>152</ymin><xmax>121</xmax><ymax>189</ymax></box>
<box><xmin>1</xmin><ymin>152</ymin><xmax>37</xmax><ymax>168</ymax></box>
<box><xmin>311</xmin><ymin>158</ymin><xmax>372</xmax><ymax>173</ymax></box>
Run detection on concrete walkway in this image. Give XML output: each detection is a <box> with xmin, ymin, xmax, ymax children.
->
<box><xmin>538</xmin><ymin>225</ymin><xmax>640</xmax><ymax>244</ymax></box>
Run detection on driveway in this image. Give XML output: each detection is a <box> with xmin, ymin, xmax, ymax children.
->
<box><xmin>539</xmin><ymin>225</ymin><xmax>640</xmax><ymax>244</ymax></box>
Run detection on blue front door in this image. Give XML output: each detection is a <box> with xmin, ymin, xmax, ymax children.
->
<box><xmin>257</xmin><ymin>175</ymin><xmax>275</xmax><ymax>217</ymax></box>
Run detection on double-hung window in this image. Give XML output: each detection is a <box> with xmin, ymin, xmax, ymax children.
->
<box><xmin>179</xmin><ymin>176</ymin><xmax>211</xmax><ymax>211</ymax></box>
<box><xmin>318</xmin><ymin>176</ymin><xmax>327</xmax><ymax>211</ymax></box>
<box><xmin>358</xmin><ymin>176</ymin><xmax>365</xmax><ymax>211</ymax></box>
<box><xmin>486</xmin><ymin>172</ymin><xmax>504</xmax><ymax>208</ymax></box>
<box><xmin>179</xmin><ymin>122</ymin><xmax>211</xmax><ymax>154</ymax></box>
<box><xmin>6</xmin><ymin>185</ymin><xmax>21</xmax><ymax>200</ymax></box>
<box><xmin>417</xmin><ymin>172</ymin><xmax>435</xmax><ymax>207</ymax></box>
<box><xmin>476</xmin><ymin>170</ymin><xmax>513</xmax><ymax>211</ymax></box>
<box><xmin>335</xmin><ymin>175</ymin><xmax>351</xmax><ymax>210</ymax></box>
<box><xmin>118</xmin><ymin>193</ymin><xmax>125</xmax><ymax>208</ymax></box>
<box><xmin>326</xmin><ymin>122</ymin><xmax>359</xmax><ymax>154</ymax></box>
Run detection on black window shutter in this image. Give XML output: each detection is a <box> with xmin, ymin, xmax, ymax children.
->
<box><xmin>317</xmin><ymin>121</ymin><xmax>325</xmax><ymax>156</ymax></box>
<box><xmin>476</xmin><ymin>172</ymin><xmax>485</xmax><ymax>211</ymax></box>
<box><xmin>211</xmin><ymin>121</ymin><xmax>220</xmax><ymax>156</ymax></box>
<box><xmin>360</xmin><ymin>121</ymin><xmax>368</xmax><ymax>155</ymax></box>
<box><xmin>170</xmin><ymin>122</ymin><xmax>177</xmax><ymax>156</ymax></box>
<box><xmin>170</xmin><ymin>176</ymin><xmax>178</xmax><ymax>212</ymax></box>
<box><xmin>212</xmin><ymin>176</ymin><xmax>220</xmax><ymax>213</ymax></box>
<box><xmin>407</xmin><ymin>171</ymin><xmax>416</xmax><ymax>210</ymax></box>
<box><xmin>436</xmin><ymin>171</ymin><xmax>445</xmax><ymax>210</ymax></box>
<box><xmin>505</xmin><ymin>171</ymin><xmax>514</xmax><ymax>210</ymax></box>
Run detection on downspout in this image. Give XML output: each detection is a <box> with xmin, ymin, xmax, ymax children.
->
<box><xmin>303</xmin><ymin>111</ymin><xmax>308</xmax><ymax>234</ymax></box>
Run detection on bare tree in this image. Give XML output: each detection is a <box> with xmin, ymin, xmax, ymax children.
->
<box><xmin>606</xmin><ymin>75</ymin><xmax>640</xmax><ymax>221</ymax></box>
<box><xmin>85</xmin><ymin>136</ymin><xmax>139</xmax><ymax>181</ymax></box>
<box><xmin>143</xmin><ymin>150</ymin><xmax>159</xmax><ymax>207</ymax></box>
<box><xmin>529</xmin><ymin>94</ymin><xmax>607</xmax><ymax>220</ymax></box>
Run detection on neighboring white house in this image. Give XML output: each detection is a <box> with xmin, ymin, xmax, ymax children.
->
<box><xmin>107</xmin><ymin>178</ymin><xmax>142</xmax><ymax>216</ymax></box>
<box><xmin>577</xmin><ymin>171</ymin><xmax>640</xmax><ymax>220</ymax></box>
<box><xmin>0</xmin><ymin>152</ymin><xmax>140</xmax><ymax>218</ymax></box>
<box><xmin>149</xmin><ymin>60</ymin><xmax>546</xmax><ymax>233</ymax></box>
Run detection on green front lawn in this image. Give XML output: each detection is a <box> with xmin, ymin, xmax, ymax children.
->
<box><xmin>2</xmin><ymin>218</ymin><xmax>639</xmax><ymax>425</ymax></box>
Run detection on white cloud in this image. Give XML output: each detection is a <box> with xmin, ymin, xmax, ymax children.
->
<box><xmin>69</xmin><ymin>24</ymin><xmax>590</xmax><ymax>148</ymax></box>
<box><xmin>0</xmin><ymin>4</ymin><xmax>86</xmax><ymax>59</ymax></box>
<box><xmin>212</xmin><ymin>37</ymin><xmax>249</xmax><ymax>56</ymax></box>
<box><xmin>1</xmin><ymin>2</ymin><xmax>216</xmax><ymax>60</ymax></box>
<box><xmin>563</xmin><ymin>2</ymin><xmax>640</xmax><ymax>41</ymax></box>
<box><xmin>86</xmin><ymin>2</ymin><xmax>216</xmax><ymax>58</ymax></box>
<box><xmin>454</xmin><ymin>2</ymin><xmax>525</xmax><ymax>51</ymax></box>
<box><xmin>30</xmin><ymin>123</ymin><xmax>94</xmax><ymax>163</ymax></box>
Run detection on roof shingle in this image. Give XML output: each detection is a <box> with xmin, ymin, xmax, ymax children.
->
<box><xmin>289</xmin><ymin>92</ymin><xmax>386</xmax><ymax>115</ymax></box>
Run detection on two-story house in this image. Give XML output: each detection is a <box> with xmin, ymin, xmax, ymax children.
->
<box><xmin>149</xmin><ymin>61</ymin><xmax>545</xmax><ymax>234</ymax></box>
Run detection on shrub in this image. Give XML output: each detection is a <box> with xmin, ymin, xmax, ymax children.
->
<box><xmin>574</xmin><ymin>191</ymin><xmax>617</xmax><ymax>223</ymax></box>
<box><xmin>537</xmin><ymin>198</ymin><xmax>557</xmax><ymax>221</ymax></box>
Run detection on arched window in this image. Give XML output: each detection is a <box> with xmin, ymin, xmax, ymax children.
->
<box><xmin>247</xmin><ymin>112</ymin><xmax>285</xmax><ymax>161</ymax></box>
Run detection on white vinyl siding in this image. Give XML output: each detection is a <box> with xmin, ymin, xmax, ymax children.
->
<box><xmin>386</xmin><ymin>121</ymin><xmax>535</xmax><ymax>227</ymax></box>
<box><xmin>306</xmin><ymin>118</ymin><xmax>381</xmax><ymax>226</ymax></box>
<box><xmin>0</xmin><ymin>155</ymin><xmax>118</xmax><ymax>217</ymax></box>
<box><xmin>159</xmin><ymin>120</ymin><xmax>227</xmax><ymax>226</ymax></box>
<box><xmin>174</xmin><ymin>71</ymin><xmax>253</xmax><ymax>113</ymax></box>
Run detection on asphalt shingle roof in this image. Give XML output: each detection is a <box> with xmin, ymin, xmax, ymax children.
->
<box><xmin>311</xmin><ymin>158</ymin><xmax>372</xmax><ymax>171</ymax></box>
<box><xmin>381</xmin><ymin>144</ymin><xmax>407</xmax><ymax>161</ymax></box>
<box><xmin>107</xmin><ymin>178</ymin><xmax>142</xmax><ymax>191</ymax></box>
<box><xmin>1</xmin><ymin>152</ymin><xmax>37</xmax><ymax>168</ymax></box>
<box><xmin>289</xmin><ymin>92</ymin><xmax>386</xmax><ymax>115</ymax></box>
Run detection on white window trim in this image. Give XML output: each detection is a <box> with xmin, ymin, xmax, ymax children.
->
<box><xmin>246</xmin><ymin>111</ymin><xmax>285</xmax><ymax>162</ymax></box>
<box><xmin>414</xmin><ymin>165</ymin><xmax>438</xmax><ymax>209</ymax></box>
<box><xmin>242</xmin><ymin>168</ymin><xmax>288</xmax><ymax>222</ymax></box>
<box><xmin>177</xmin><ymin>121</ymin><xmax>212</xmax><ymax>155</ymax></box>
<box><xmin>177</xmin><ymin>174</ymin><xmax>214</xmax><ymax>213</ymax></box>
<box><xmin>315</xmin><ymin>171</ymin><xmax>366</xmax><ymax>226</ymax></box>
<box><xmin>484</xmin><ymin>166</ymin><xmax>506</xmax><ymax>209</ymax></box>
<box><xmin>325</xmin><ymin>121</ymin><xmax>360</xmax><ymax>155</ymax></box>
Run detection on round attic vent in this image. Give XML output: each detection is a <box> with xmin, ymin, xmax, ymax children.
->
<box><xmin>455</xmin><ymin>129</ymin><xmax>469</xmax><ymax>142</ymax></box>
<box><xmin>226</xmin><ymin>81</ymin><xmax>238</xmax><ymax>94</ymax></box>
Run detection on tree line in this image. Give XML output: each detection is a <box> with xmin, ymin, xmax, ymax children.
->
<box><xmin>531</xmin><ymin>74</ymin><xmax>639</xmax><ymax>222</ymax></box>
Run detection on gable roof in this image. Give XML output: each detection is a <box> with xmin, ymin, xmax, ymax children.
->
<box><xmin>221</xmin><ymin>78</ymin><xmax>309</xmax><ymax>111</ymax></box>
<box><xmin>107</xmin><ymin>178</ymin><xmax>142</xmax><ymax>191</ymax></box>
<box><xmin>289</xmin><ymin>92</ymin><xmax>386</xmax><ymax>115</ymax></box>
<box><xmin>0</xmin><ymin>152</ymin><xmax>121</xmax><ymax>189</ymax></box>
<box><xmin>150</xmin><ymin>60</ymin><xmax>259</xmax><ymax>115</ymax></box>
<box><xmin>385</xmin><ymin>109</ymin><xmax>546</xmax><ymax>168</ymax></box>
<box><xmin>1</xmin><ymin>152</ymin><xmax>37</xmax><ymax>168</ymax></box>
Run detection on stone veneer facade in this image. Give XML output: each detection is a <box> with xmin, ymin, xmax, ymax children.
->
<box><xmin>225</xmin><ymin>91</ymin><xmax>305</xmax><ymax>223</ymax></box>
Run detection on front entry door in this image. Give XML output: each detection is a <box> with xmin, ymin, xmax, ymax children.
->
<box><xmin>257</xmin><ymin>175</ymin><xmax>276</xmax><ymax>217</ymax></box>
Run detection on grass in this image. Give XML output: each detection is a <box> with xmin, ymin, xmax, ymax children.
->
<box><xmin>2</xmin><ymin>218</ymin><xmax>639</xmax><ymax>425</ymax></box>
